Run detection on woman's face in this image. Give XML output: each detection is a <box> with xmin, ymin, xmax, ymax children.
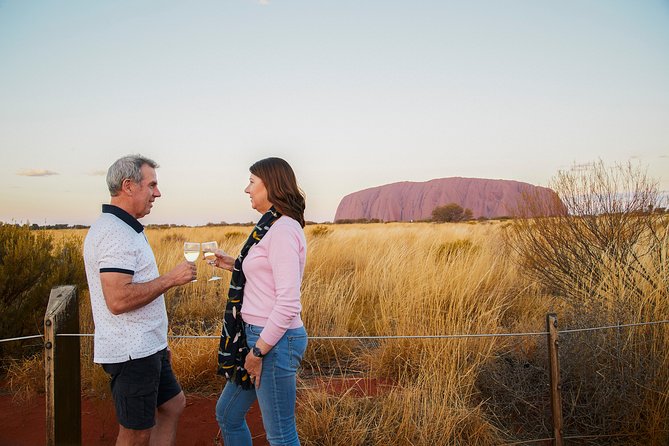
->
<box><xmin>244</xmin><ymin>173</ymin><xmax>272</xmax><ymax>214</ymax></box>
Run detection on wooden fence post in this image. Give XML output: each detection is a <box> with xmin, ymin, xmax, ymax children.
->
<box><xmin>44</xmin><ymin>285</ymin><xmax>81</xmax><ymax>446</ymax></box>
<box><xmin>546</xmin><ymin>313</ymin><xmax>564</xmax><ymax>446</ymax></box>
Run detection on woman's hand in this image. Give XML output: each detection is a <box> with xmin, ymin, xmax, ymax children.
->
<box><xmin>244</xmin><ymin>354</ymin><xmax>263</xmax><ymax>388</ymax></box>
<box><xmin>245</xmin><ymin>337</ymin><xmax>272</xmax><ymax>388</ymax></box>
<box><xmin>212</xmin><ymin>249</ymin><xmax>235</xmax><ymax>271</ymax></box>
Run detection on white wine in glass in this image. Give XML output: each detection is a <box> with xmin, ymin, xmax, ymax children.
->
<box><xmin>202</xmin><ymin>241</ymin><xmax>221</xmax><ymax>281</ymax></box>
<box><xmin>183</xmin><ymin>242</ymin><xmax>200</xmax><ymax>281</ymax></box>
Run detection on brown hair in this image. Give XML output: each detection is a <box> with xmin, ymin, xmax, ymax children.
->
<box><xmin>250</xmin><ymin>157</ymin><xmax>306</xmax><ymax>227</ymax></box>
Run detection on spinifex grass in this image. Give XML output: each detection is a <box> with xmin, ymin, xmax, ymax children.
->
<box><xmin>5</xmin><ymin>220</ymin><xmax>669</xmax><ymax>444</ymax></box>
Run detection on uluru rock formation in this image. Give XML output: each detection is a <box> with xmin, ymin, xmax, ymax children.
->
<box><xmin>334</xmin><ymin>177</ymin><xmax>561</xmax><ymax>222</ymax></box>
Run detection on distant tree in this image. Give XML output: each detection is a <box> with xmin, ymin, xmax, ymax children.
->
<box><xmin>431</xmin><ymin>203</ymin><xmax>472</xmax><ymax>222</ymax></box>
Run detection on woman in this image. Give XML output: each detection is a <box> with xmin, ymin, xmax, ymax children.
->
<box><xmin>212</xmin><ymin>157</ymin><xmax>308</xmax><ymax>446</ymax></box>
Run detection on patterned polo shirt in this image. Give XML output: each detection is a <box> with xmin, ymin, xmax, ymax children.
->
<box><xmin>83</xmin><ymin>204</ymin><xmax>168</xmax><ymax>363</ymax></box>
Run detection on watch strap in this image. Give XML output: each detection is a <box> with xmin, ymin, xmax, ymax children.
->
<box><xmin>252</xmin><ymin>346</ymin><xmax>265</xmax><ymax>358</ymax></box>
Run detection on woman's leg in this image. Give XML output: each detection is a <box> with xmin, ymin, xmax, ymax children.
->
<box><xmin>215</xmin><ymin>380</ymin><xmax>257</xmax><ymax>446</ymax></box>
<box><xmin>253</xmin><ymin>326</ymin><xmax>308</xmax><ymax>446</ymax></box>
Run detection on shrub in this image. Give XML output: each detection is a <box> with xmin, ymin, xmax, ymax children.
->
<box><xmin>334</xmin><ymin>218</ymin><xmax>382</xmax><ymax>224</ymax></box>
<box><xmin>160</xmin><ymin>233</ymin><xmax>187</xmax><ymax>244</ymax></box>
<box><xmin>224</xmin><ymin>231</ymin><xmax>246</xmax><ymax>240</ymax></box>
<box><xmin>506</xmin><ymin>160</ymin><xmax>667</xmax><ymax>306</ymax></box>
<box><xmin>309</xmin><ymin>225</ymin><xmax>332</xmax><ymax>238</ymax></box>
<box><xmin>432</xmin><ymin>203</ymin><xmax>473</xmax><ymax>222</ymax></box>
<box><xmin>500</xmin><ymin>161</ymin><xmax>669</xmax><ymax>443</ymax></box>
<box><xmin>433</xmin><ymin>239</ymin><xmax>478</xmax><ymax>262</ymax></box>
<box><xmin>0</xmin><ymin>224</ymin><xmax>87</xmax><ymax>361</ymax></box>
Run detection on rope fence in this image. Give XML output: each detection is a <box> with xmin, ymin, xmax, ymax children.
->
<box><xmin>5</xmin><ymin>306</ymin><xmax>669</xmax><ymax>446</ymax></box>
<box><xmin>3</xmin><ymin>318</ymin><xmax>669</xmax><ymax>343</ymax></box>
<box><xmin>0</xmin><ymin>334</ymin><xmax>46</xmax><ymax>343</ymax></box>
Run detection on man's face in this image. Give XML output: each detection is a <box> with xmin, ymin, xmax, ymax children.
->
<box><xmin>131</xmin><ymin>164</ymin><xmax>161</xmax><ymax>219</ymax></box>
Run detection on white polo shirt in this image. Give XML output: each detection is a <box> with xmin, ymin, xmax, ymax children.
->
<box><xmin>83</xmin><ymin>204</ymin><xmax>168</xmax><ymax>363</ymax></box>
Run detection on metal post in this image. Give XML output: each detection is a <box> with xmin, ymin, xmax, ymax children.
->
<box><xmin>44</xmin><ymin>285</ymin><xmax>81</xmax><ymax>446</ymax></box>
<box><xmin>546</xmin><ymin>313</ymin><xmax>564</xmax><ymax>446</ymax></box>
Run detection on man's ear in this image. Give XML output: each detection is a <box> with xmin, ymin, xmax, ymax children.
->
<box><xmin>122</xmin><ymin>178</ymin><xmax>134</xmax><ymax>196</ymax></box>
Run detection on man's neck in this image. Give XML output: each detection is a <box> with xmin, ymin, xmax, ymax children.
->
<box><xmin>110</xmin><ymin>197</ymin><xmax>138</xmax><ymax>220</ymax></box>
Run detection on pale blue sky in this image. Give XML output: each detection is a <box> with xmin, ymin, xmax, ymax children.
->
<box><xmin>1</xmin><ymin>0</ymin><xmax>668</xmax><ymax>225</ymax></box>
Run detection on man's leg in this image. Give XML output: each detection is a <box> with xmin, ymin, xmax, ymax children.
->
<box><xmin>150</xmin><ymin>391</ymin><xmax>186</xmax><ymax>446</ymax></box>
<box><xmin>149</xmin><ymin>348</ymin><xmax>185</xmax><ymax>446</ymax></box>
<box><xmin>102</xmin><ymin>353</ymin><xmax>163</xmax><ymax>446</ymax></box>
<box><xmin>116</xmin><ymin>426</ymin><xmax>152</xmax><ymax>446</ymax></box>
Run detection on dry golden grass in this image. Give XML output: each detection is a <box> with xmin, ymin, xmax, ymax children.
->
<box><xmin>6</xmin><ymin>220</ymin><xmax>668</xmax><ymax>444</ymax></box>
<box><xmin>5</xmin><ymin>354</ymin><xmax>43</xmax><ymax>403</ymax></box>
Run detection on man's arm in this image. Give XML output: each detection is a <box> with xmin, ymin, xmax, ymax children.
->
<box><xmin>101</xmin><ymin>261</ymin><xmax>195</xmax><ymax>315</ymax></box>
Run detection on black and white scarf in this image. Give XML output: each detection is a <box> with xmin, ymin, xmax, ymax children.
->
<box><xmin>217</xmin><ymin>207</ymin><xmax>281</xmax><ymax>389</ymax></box>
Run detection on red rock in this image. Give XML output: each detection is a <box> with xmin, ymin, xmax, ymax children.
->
<box><xmin>334</xmin><ymin>177</ymin><xmax>562</xmax><ymax>222</ymax></box>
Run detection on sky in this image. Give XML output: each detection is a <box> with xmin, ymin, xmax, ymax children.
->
<box><xmin>1</xmin><ymin>0</ymin><xmax>668</xmax><ymax>226</ymax></box>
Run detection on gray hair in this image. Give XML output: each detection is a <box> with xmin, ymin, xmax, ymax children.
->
<box><xmin>106</xmin><ymin>155</ymin><xmax>159</xmax><ymax>196</ymax></box>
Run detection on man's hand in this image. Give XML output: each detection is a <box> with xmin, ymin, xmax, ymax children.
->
<box><xmin>166</xmin><ymin>261</ymin><xmax>197</xmax><ymax>286</ymax></box>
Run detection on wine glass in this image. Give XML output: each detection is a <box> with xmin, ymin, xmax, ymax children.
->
<box><xmin>183</xmin><ymin>242</ymin><xmax>200</xmax><ymax>282</ymax></box>
<box><xmin>202</xmin><ymin>241</ymin><xmax>221</xmax><ymax>281</ymax></box>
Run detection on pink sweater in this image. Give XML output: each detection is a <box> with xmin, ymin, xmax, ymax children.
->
<box><xmin>241</xmin><ymin>216</ymin><xmax>306</xmax><ymax>346</ymax></box>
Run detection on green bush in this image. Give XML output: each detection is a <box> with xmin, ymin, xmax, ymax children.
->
<box><xmin>0</xmin><ymin>224</ymin><xmax>87</xmax><ymax>361</ymax></box>
<box><xmin>432</xmin><ymin>203</ymin><xmax>473</xmax><ymax>222</ymax></box>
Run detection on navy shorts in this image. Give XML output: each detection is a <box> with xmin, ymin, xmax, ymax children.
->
<box><xmin>102</xmin><ymin>348</ymin><xmax>182</xmax><ymax>430</ymax></box>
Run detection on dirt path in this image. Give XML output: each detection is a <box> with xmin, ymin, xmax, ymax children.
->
<box><xmin>0</xmin><ymin>393</ymin><xmax>268</xmax><ymax>446</ymax></box>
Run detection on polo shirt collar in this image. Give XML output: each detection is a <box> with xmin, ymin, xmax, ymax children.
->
<box><xmin>102</xmin><ymin>204</ymin><xmax>144</xmax><ymax>233</ymax></box>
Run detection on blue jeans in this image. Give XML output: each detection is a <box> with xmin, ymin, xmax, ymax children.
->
<box><xmin>216</xmin><ymin>324</ymin><xmax>308</xmax><ymax>446</ymax></box>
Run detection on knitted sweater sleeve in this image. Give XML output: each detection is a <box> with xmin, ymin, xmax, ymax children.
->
<box><xmin>260</xmin><ymin>222</ymin><xmax>304</xmax><ymax>346</ymax></box>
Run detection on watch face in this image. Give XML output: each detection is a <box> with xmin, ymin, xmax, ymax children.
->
<box><xmin>253</xmin><ymin>346</ymin><xmax>263</xmax><ymax>357</ymax></box>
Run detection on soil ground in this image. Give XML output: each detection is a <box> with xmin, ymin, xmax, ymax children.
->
<box><xmin>0</xmin><ymin>392</ymin><xmax>268</xmax><ymax>446</ymax></box>
<box><xmin>0</xmin><ymin>377</ymin><xmax>389</xmax><ymax>445</ymax></box>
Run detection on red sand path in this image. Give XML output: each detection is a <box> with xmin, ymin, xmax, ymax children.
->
<box><xmin>0</xmin><ymin>393</ymin><xmax>268</xmax><ymax>446</ymax></box>
<box><xmin>0</xmin><ymin>378</ymin><xmax>389</xmax><ymax>445</ymax></box>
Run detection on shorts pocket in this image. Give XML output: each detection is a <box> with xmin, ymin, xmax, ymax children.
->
<box><xmin>121</xmin><ymin>382</ymin><xmax>156</xmax><ymax>428</ymax></box>
<box><xmin>106</xmin><ymin>354</ymin><xmax>161</xmax><ymax>430</ymax></box>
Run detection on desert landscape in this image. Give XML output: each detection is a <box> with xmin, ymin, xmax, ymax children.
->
<box><xmin>2</xmin><ymin>1</ymin><xmax>668</xmax><ymax>444</ymax></box>
<box><xmin>2</xmin><ymin>163</ymin><xmax>668</xmax><ymax>444</ymax></box>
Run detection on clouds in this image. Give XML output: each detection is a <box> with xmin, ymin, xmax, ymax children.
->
<box><xmin>16</xmin><ymin>169</ymin><xmax>108</xmax><ymax>177</ymax></box>
<box><xmin>1</xmin><ymin>1</ymin><xmax>667</xmax><ymax>225</ymax></box>
<box><xmin>17</xmin><ymin>169</ymin><xmax>59</xmax><ymax>177</ymax></box>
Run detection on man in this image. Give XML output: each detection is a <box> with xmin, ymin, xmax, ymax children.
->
<box><xmin>84</xmin><ymin>155</ymin><xmax>196</xmax><ymax>445</ymax></box>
